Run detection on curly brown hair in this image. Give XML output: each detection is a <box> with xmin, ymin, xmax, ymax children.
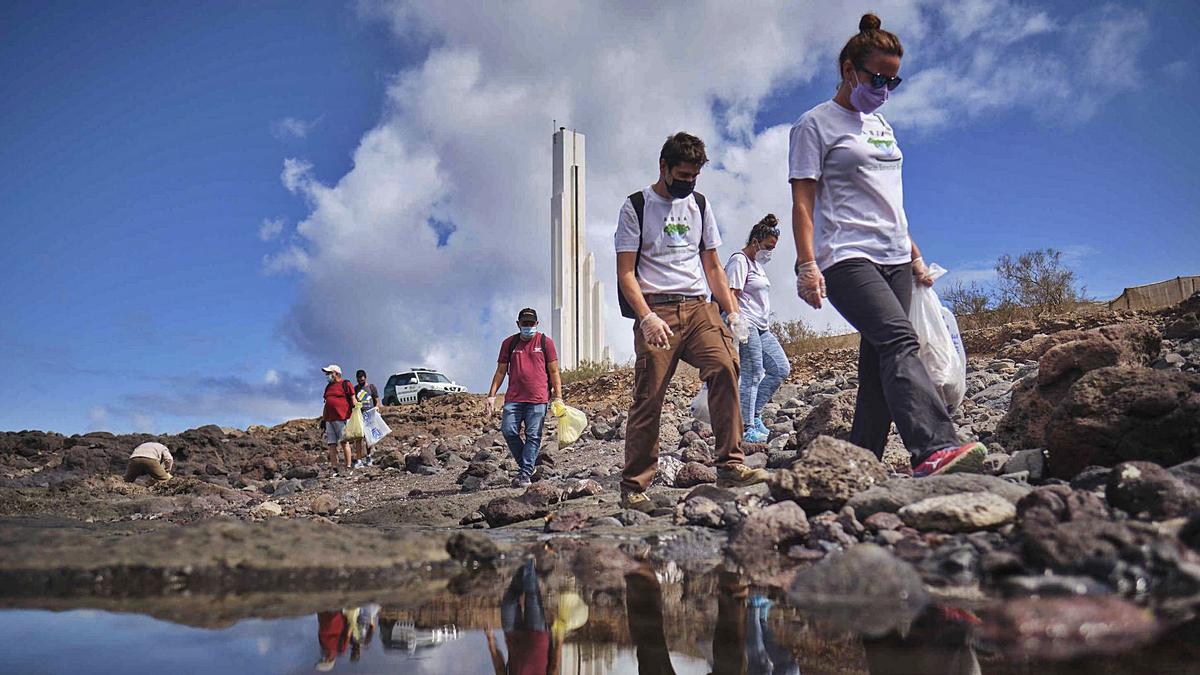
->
<box><xmin>659</xmin><ymin>132</ymin><xmax>708</xmax><ymax>170</ymax></box>
<box><xmin>746</xmin><ymin>214</ymin><xmax>780</xmax><ymax>246</ymax></box>
<box><xmin>838</xmin><ymin>13</ymin><xmax>903</xmax><ymax>78</ymax></box>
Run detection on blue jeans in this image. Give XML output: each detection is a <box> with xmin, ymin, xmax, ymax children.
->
<box><xmin>501</xmin><ymin>402</ymin><xmax>547</xmax><ymax>477</ymax></box>
<box><xmin>739</xmin><ymin>327</ymin><xmax>791</xmax><ymax>425</ymax></box>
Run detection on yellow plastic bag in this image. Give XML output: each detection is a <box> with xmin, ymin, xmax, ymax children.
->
<box><xmin>551</xmin><ymin>591</ymin><xmax>589</xmax><ymax>642</ymax></box>
<box><xmin>343</xmin><ymin>395</ymin><xmax>365</xmax><ymax>441</ymax></box>
<box><xmin>551</xmin><ymin>400</ymin><xmax>588</xmax><ymax>447</ymax></box>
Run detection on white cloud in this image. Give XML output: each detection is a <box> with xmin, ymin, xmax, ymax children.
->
<box><xmin>271</xmin><ymin>116</ymin><xmax>320</xmax><ymax>140</ymax></box>
<box><xmin>258</xmin><ymin>217</ymin><xmax>285</xmax><ymax>241</ymax></box>
<box><xmin>265</xmin><ymin>1</ymin><xmax>1148</xmax><ymax>391</ymax></box>
<box><xmin>88</xmin><ymin>405</ymin><xmax>109</xmax><ymax>430</ymax></box>
<box><xmin>264</xmin><ymin>369</ymin><xmax>281</xmax><ymax>385</ymax></box>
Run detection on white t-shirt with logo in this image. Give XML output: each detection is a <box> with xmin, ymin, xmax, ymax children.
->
<box><xmin>788</xmin><ymin>100</ymin><xmax>912</xmax><ymax>271</ymax></box>
<box><xmin>614</xmin><ymin>186</ymin><xmax>722</xmax><ymax>297</ymax></box>
<box><xmin>725</xmin><ymin>251</ymin><xmax>770</xmax><ymax>330</ymax></box>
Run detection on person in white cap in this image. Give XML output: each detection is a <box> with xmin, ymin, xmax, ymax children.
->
<box><xmin>321</xmin><ymin>365</ymin><xmax>356</xmax><ymax>475</ymax></box>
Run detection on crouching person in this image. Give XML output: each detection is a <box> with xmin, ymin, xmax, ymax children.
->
<box><xmin>125</xmin><ymin>441</ymin><xmax>173</xmax><ymax>483</ymax></box>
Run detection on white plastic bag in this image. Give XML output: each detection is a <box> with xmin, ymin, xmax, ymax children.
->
<box><xmin>690</xmin><ymin>384</ymin><xmax>711</xmax><ymax>425</ymax></box>
<box><xmin>939</xmin><ymin>304</ymin><xmax>967</xmax><ymax>411</ymax></box>
<box><xmin>908</xmin><ymin>263</ymin><xmax>962</xmax><ymax>410</ymax></box>
<box><xmin>362</xmin><ymin>408</ymin><xmax>392</xmax><ymax>447</ymax></box>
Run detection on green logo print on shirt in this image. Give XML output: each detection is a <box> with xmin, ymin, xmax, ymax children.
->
<box><xmin>663</xmin><ymin>216</ymin><xmax>690</xmax><ymax>248</ymax></box>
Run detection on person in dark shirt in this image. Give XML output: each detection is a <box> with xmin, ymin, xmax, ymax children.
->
<box><xmin>353</xmin><ymin>369</ymin><xmax>381</xmax><ymax>466</ymax></box>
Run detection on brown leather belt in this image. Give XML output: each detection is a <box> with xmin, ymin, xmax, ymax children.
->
<box><xmin>645</xmin><ymin>294</ymin><xmax>705</xmax><ymax>306</ymax></box>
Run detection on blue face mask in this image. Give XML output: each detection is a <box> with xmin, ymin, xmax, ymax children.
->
<box><xmin>520</xmin><ymin>326</ymin><xmax>536</xmax><ymax>339</ymax></box>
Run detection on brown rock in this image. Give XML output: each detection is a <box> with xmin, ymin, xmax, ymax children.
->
<box><xmin>674</xmin><ymin>461</ymin><xmax>717</xmax><ymax>488</ymax></box>
<box><xmin>767</xmin><ymin>435</ymin><xmax>888</xmax><ymax>513</ymax></box>
<box><xmin>1105</xmin><ymin>461</ymin><xmax>1200</xmax><ymax>520</ymax></box>
<box><xmin>311</xmin><ymin>493</ymin><xmax>339</xmax><ymax>516</ymax></box>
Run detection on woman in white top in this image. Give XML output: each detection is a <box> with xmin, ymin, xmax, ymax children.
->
<box><xmin>788</xmin><ymin>13</ymin><xmax>984</xmax><ymax>478</ymax></box>
<box><xmin>726</xmin><ymin>214</ymin><xmax>790</xmax><ymax>443</ymax></box>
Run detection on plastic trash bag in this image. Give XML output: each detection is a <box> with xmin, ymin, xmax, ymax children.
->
<box><xmin>343</xmin><ymin>395</ymin><xmax>365</xmax><ymax>441</ymax></box>
<box><xmin>362</xmin><ymin>408</ymin><xmax>392</xmax><ymax>448</ymax></box>
<box><xmin>551</xmin><ymin>400</ymin><xmax>588</xmax><ymax>447</ymax></box>
<box><xmin>690</xmin><ymin>384</ymin><xmax>711</xmax><ymax>425</ymax></box>
<box><xmin>908</xmin><ymin>263</ymin><xmax>964</xmax><ymax>411</ymax></box>
<box><xmin>551</xmin><ymin>591</ymin><xmax>590</xmax><ymax>642</ymax></box>
<box><xmin>940</xmin><ymin>303</ymin><xmax>968</xmax><ymax>411</ymax></box>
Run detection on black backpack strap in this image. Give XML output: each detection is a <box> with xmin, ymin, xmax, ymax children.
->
<box><xmin>629</xmin><ymin>191</ymin><xmax>646</xmax><ymax>274</ymax></box>
<box><xmin>694</xmin><ymin>191</ymin><xmax>708</xmax><ymax>250</ymax></box>
<box><xmin>505</xmin><ymin>334</ymin><xmax>521</xmax><ymax>363</ymax></box>
<box><xmin>341</xmin><ymin>380</ymin><xmax>355</xmax><ymax>414</ymax></box>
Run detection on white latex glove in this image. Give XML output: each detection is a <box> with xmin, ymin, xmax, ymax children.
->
<box><xmin>796</xmin><ymin>261</ymin><xmax>826</xmax><ymax>309</ymax></box>
<box><xmin>912</xmin><ymin>256</ymin><xmax>935</xmax><ymax>287</ymax></box>
<box><xmin>484</xmin><ymin>396</ymin><xmax>497</xmax><ymax>416</ymax></box>
<box><xmin>639</xmin><ymin>312</ymin><xmax>674</xmax><ymax>349</ymax></box>
<box><xmin>727</xmin><ymin>312</ymin><xmax>750</xmax><ymax>343</ymax></box>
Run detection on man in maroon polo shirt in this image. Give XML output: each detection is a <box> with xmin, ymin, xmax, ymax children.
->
<box><xmin>485</xmin><ymin>308</ymin><xmax>563</xmax><ymax>487</ymax></box>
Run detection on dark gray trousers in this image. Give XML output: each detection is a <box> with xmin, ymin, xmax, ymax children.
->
<box><xmin>824</xmin><ymin>258</ymin><xmax>959</xmax><ymax>464</ymax></box>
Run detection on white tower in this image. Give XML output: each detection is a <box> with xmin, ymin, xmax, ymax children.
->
<box><xmin>551</xmin><ymin>128</ymin><xmax>607</xmax><ymax>369</ymax></box>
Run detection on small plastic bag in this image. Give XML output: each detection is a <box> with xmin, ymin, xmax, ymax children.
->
<box><xmin>690</xmin><ymin>383</ymin><xmax>711</xmax><ymax>425</ymax></box>
<box><xmin>939</xmin><ymin>304</ymin><xmax>968</xmax><ymax>411</ymax></box>
<box><xmin>551</xmin><ymin>591</ymin><xmax>590</xmax><ymax>642</ymax></box>
<box><xmin>908</xmin><ymin>263</ymin><xmax>959</xmax><ymax>410</ymax></box>
<box><xmin>343</xmin><ymin>396</ymin><xmax>366</xmax><ymax>441</ymax></box>
<box><xmin>551</xmin><ymin>400</ymin><xmax>588</xmax><ymax>447</ymax></box>
<box><xmin>362</xmin><ymin>408</ymin><xmax>392</xmax><ymax>447</ymax></box>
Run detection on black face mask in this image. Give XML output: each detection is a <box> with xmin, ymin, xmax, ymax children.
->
<box><xmin>665</xmin><ymin>176</ymin><xmax>695</xmax><ymax>199</ymax></box>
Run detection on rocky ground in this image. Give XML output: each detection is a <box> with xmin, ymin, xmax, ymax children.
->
<box><xmin>1</xmin><ymin>294</ymin><xmax>1199</xmax><ymax>661</ymax></box>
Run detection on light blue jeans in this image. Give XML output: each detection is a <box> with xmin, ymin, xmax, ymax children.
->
<box><xmin>501</xmin><ymin>402</ymin><xmax>547</xmax><ymax>478</ymax></box>
<box><xmin>739</xmin><ymin>327</ymin><xmax>790</xmax><ymax>425</ymax></box>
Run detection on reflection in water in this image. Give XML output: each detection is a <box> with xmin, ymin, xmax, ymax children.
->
<box><xmin>0</xmin><ymin>545</ymin><xmax>1193</xmax><ymax>673</ymax></box>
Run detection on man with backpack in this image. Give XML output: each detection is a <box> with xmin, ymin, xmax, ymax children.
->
<box><xmin>321</xmin><ymin>364</ymin><xmax>356</xmax><ymax>475</ymax></box>
<box><xmin>485</xmin><ymin>308</ymin><xmax>563</xmax><ymax>486</ymax></box>
<box><xmin>613</xmin><ymin>132</ymin><xmax>768</xmax><ymax>513</ymax></box>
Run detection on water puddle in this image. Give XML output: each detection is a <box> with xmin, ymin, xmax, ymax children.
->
<box><xmin>1</xmin><ymin>554</ymin><xmax>1196</xmax><ymax>674</ymax></box>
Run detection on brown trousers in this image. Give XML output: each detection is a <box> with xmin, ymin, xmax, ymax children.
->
<box><xmin>124</xmin><ymin>456</ymin><xmax>170</xmax><ymax>482</ymax></box>
<box><xmin>622</xmin><ymin>299</ymin><xmax>744</xmax><ymax>493</ymax></box>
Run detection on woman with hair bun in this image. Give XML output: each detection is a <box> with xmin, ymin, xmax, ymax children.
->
<box><xmin>787</xmin><ymin>13</ymin><xmax>985</xmax><ymax>477</ymax></box>
<box><xmin>725</xmin><ymin>214</ymin><xmax>790</xmax><ymax>443</ymax></box>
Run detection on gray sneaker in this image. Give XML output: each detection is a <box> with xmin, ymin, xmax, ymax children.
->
<box><xmin>512</xmin><ymin>474</ymin><xmax>532</xmax><ymax>487</ymax></box>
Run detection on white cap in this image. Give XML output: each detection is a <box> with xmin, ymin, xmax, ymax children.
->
<box><xmin>321</xmin><ymin>364</ymin><xmax>342</xmax><ymax>375</ymax></box>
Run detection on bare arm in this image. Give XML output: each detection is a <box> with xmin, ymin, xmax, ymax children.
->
<box><xmin>548</xmin><ymin>360</ymin><xmax>562</xmax><ymax>401</ymax></box>
<box><xmin>702</xmin><ymin>249</ymin><xmax>739</xmax><ymax>316</ymax></box>
<box><xmin>485</xmin><ymin>629</ymin><xmax>506</xmax><ymax>675</ymax></box>
<box><xmin>790</xmin><ymin>179</ymin><xmax>817</xmax><ymax>264</ymax></box>
<box><xmin>487</xmin><ymin>363</ymin><xmax>508</xmax><ymax>398</ymax></box>
<box><xmin>617</xmin><ymin>251</ymin><xmax>652</xmax><ymax>320</ymax></box>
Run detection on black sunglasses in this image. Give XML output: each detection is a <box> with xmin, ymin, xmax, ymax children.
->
<box><xmin>855</xmin><ymin>64</ymin><xmax>902</xmax><ymax>91</ymax></box>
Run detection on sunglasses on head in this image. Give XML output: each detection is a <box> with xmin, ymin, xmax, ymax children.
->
<box><xmin>855</xmin><ymin>63</ymin><xmax>902</xmax><ymax>91</ymax></box>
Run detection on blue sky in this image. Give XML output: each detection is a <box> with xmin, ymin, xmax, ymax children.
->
<box><xmin>1</xmin><ymin>0</ymin><xmax>1197</xmax><ymax>435</ymax></box>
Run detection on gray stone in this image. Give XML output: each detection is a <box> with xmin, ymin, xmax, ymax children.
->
<box><xmin>1003</xmin><ymin>449</ymin><xmax>1047</xmax><ymax>482</ymax></box>
<box><xmin>847</xmin><ymin>474</ymin><xmax>1031</xmax><ymax>519</ymax></box>
<box><xmin>481</xmin><ymin>497</ymin><xmax>550</xmax><ymax>527</ymax></box>
<box><xmin>680</xmin><ymin>496</ymin><xmax>724</xmax><ymax>528</ymax></box>
<box><xmin>790</xmin><ymin>390</ymin><xmax>856</xmax><ymax>449</ymax></box>
<box><xmin>727</xmin><ymin>501</ymin><xmax>810</xmax><ymax>567</ymax></box>
<box><xmin>787</xmin><ymin>543</ymin><xmax>929</xmax><ymax>638</ymax></box>
<box><xmin>617</xmin><ymin>509</ymin><xmax>652</xmax><ymax>527</ymax></box>
<box><xmin>898</xmin><ymin>492</ymin><xmax>1016</xmax><ymax>532</ymax></box>
<box><xmin>250</xmin><ymin>501</ymin><xmax>283</xmax><ymax>518</ymax></box>
<box><xmin>767</xmin><ymin>435</ymin><xmax>889</xmax><ymax>513</ymax></box>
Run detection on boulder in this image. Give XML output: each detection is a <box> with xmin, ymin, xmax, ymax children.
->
<box><xmin>1169</xmin><ymin>457</ymin><xmax>1200</xmax><ymax>491</ymax></box>
<box><xmin>847</xmin><ymin>474</ymin><xmax>1031</xmax><ymax>520</ymax></box>
<box><xmin>311</xmin><ymin>493</ymin><xmax>339</xmax><ymax>516</ymax></box>
<box><xmin>284</xmin><ymin>465</ymin><xmax>319</xmax><ymax>480</ymax></box>
<box><xmin>727</xmin><ymin>501</ymin><xmax>810</xmax><ymax>566</ymax></box>
<box><xmin>978</xmin><ymin>597</ymin><xmax>1160</xmax><ymax>661</ymax></box>
<box><xmin>790</xmin><ymin>391</ymin><xmax>856</xmax><ymax>450</ymax></box>
<box><xmin>1105</xmin><ymin>461</ymin><xmax>1200</xmax><ymax>520</ymax></box>
<box><xmin>481</xmin><ymin>497</ymin><xmax>550</xmax><ymax>527</ymax></box>
<box><xmin>250</xmin><ymin>501</ymin><xmax>283</xmax><ymax>518</ymax></box>
<box><xmin>445</xmin><ymin>531</ymin><xmax>501</xmax><ymax>565</ymax></box>
<box><xmin>787</xmin><ymin>544</ymin><xmax>929</xmax><ymax>638</ymax></box>
<box><xmin>898</xmin><ymin>492</ymin><xmax>1016</xmax><ymax>532</ymax></box>
<box><xmin>1045</xmin><ymin>367</ymin><xmax>1200</xmax><ymax>478</ymax></box>
<box><xmin>996</xmin><ymin>324</ymin><xmax>1161</xmax><ymax>450</ymax></box>
<box><xmin>767</xmin><ymin>436</ymin><xmax>888</xmax><ymax>513</ymax></box>
<box><xmin>863</xmin><ymin>512</ymin><xmax>904</xmax><ymax>533</ymax></box>
<box><xmin>674</xmin><ymin>461</ymin><xmax>717</xmax><ymax>488</ymax></box>
<box><xmin>1002</xmin><ymin>449</ymin><xmax>1047</xmax><ymax>482</ymax></box>
<box><xmin>679</xmin><ymin>496</ymin><xmax>724</xmax><ymax>529</ymax></box>
<box><xmin>545</xmin><ymin>511</ymin><xmax>590</xmax><ymax>533</ymax></box>
<box><xmin>564</xmin><ymin>478</ymin><xmax>604</xmax><ymax>499</ymax></box>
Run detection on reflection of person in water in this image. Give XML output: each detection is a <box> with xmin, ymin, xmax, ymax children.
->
<box><xmin>625</xmin><ymin>565</ymin><xmax>792</xmax><ymax>675</ymax></box>
<box><xmin>349</xmin><ymin>603</ymin><xmax>379</xmax><ymax>662</ymax></box>
<box><xmin>861</xmin><ymin>605</ymin><xmax>980</xmax><ymax>675</ymax></box>
<box><xmin>745</xmin><ymin>595</ymin><xmax>800</xmax><ymax>675</ymax></box>
<box><xmin>316</xmin><ymin>610</ymin><xmax>351</xmax><ymax>672</ymax></box>
<box><xmin>487</xmin><ymin>560</ymin><xmax>562</xmax><ymax>675</ymax></box>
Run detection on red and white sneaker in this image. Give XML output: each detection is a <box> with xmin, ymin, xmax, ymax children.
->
<box><xmin>912</xmin><ymin>442</ymin><xmax>987</xmax><ymax>478</ymax></box>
